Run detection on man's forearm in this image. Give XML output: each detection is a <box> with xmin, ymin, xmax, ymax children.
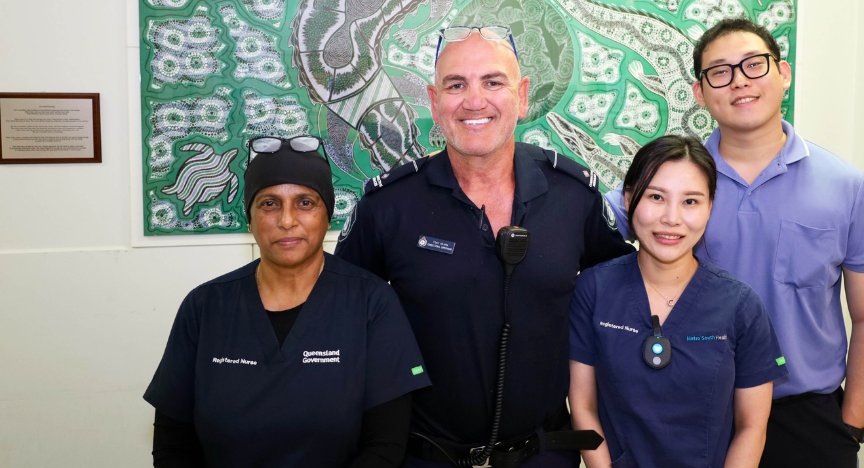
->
<box><xmin>842</xmin><ymin>268</ymin><xmax>864</xmax><ymax>429</ymax></box>
<box><xmin>843</xmin><ymin>323</ymin><xmax>864</xmax><ymax>427</ymax></box>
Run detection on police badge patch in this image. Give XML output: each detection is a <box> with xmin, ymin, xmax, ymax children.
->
<box><xmin>338</xmin><ymin>206</ymin><xmax>357</xmax><ymax>243</ymax></box>
<box><xmin>602</xmin><ymin>198</ymin><xmax>618</xmax><ymax>231</ymax></box>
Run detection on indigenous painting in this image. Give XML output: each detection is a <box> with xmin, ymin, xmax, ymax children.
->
<box><xmin>139</xmin><ymin>0</ymin><xmax>797</xmax><ymax>235</ymax></box>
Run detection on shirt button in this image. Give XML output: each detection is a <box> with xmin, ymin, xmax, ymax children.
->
<box><xmin>748</xmin><ymin>192</ymin><xmax>752</xmax><ymax>195</ymax></box>
<box><xmin>482</xmin><ymin>224</ymin><xmax>489</xmax><ymax>231</ymax></box>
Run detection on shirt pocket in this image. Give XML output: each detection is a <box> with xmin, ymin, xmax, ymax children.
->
<box><xmin>611</xmin><ymin>450</ymin><xmax>633</xmax><ymax>468</ymax></box>
<box><xmin>773</xmin><ymin>220</ymin><xmax>837</xmax><ymax>288</ymax></box>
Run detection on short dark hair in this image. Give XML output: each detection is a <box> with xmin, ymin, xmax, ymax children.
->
<box><xmin>693</xmin><ymin>18</ymin><xmax>781</xmax><ymax>78</ymax></box>
<box><xmin>623</xmin><ymin>135</ymin><xmax>717</xmax><ymax>233</ymax></box>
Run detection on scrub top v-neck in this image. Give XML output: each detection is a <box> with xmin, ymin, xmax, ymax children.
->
<box><xmin>569</xmin><ymin>253</ymin><xmax>787</xmax><ymax>468</ymax></box>
<box><xmin>267</xmin><ymin>304</ymin><xmax>302</xmax><ymax>347</ymax></box>
<box><xmin>144</xmin><ymin>253</ymin><xmax>431</xmax><ymax>468</ymax></box>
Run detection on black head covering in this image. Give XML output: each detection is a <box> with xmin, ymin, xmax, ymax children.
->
<box><xmin>243</xmin><ymin>145</ymin><xmax>334</xmax><ymax>222</ymax></box>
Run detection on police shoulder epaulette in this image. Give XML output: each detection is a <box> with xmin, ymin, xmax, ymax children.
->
<box><xmin>362</xmin><ymin>155</ymin><xmax>431</xmax><ymax>194</ymax></box>
<box><xmin>543</xmin><ymin>149</ymin><xmax>600</xmax><ymax>191</ymax></box>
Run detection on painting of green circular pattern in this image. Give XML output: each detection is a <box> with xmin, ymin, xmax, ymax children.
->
<box><xmin>139</xmin><ymin>0</ymin><xmax>797</xmax><ymax>236</ymax></box>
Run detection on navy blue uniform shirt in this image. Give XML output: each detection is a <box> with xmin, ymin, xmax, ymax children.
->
<box><xmin>569</xmin><ymin>253</ymin><xmax>788</xmax><ymax>468</ymax></box>
<box><xmin>335</xmin><ymin>143</ymin><xmax>633</xmax><ymax>444</ymax></box>
<box><xmin>144</xmin><ymin>253</ymin><xmax>431</xmax><ymax>468</ymax></box>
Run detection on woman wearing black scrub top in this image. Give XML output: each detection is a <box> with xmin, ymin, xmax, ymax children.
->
<box><xmin>568</xmin><ymin>136</ymin><xmax>787</xmax><ymax>468</ymax></box>
<box><xmin>144</xmin><ymin>136</ymin><xmax>431</xmax><ymax>468</ymax></box>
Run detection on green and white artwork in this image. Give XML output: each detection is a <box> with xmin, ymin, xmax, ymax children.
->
<box><xmin>139</xmin><ymin>0</ymin><xmax>797</xmax><ymax>236</ymax></box>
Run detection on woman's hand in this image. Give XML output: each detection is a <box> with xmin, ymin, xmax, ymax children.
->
<box><xmin>569</xmin><ymin>360</ymin><xmax>613</xmax><ymax>468</ymax></box>
<box><xmin>723</xmin><ymin>382</ymin><xmax>774</xmax><ymax>468</ymax></box>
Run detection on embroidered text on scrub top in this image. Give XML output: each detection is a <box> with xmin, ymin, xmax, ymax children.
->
<box><xmin>212</xmin><ymin>357</ymin><xmax>258</xmax><ymax>365</ymax></box>
<box><xmin>302</xmin><ymin>349</ymin><xmax>341</xmax><ymax>363</ymax></box>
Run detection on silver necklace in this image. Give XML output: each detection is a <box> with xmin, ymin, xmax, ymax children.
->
<box><xmin>643</xmin><ymin>277</ymin><xmax>686</xmax><ymax>307</ymax></box>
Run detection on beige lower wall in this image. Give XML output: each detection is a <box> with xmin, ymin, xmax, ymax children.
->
<box><xmin>0</xmin><ymin>246</ymin><xmax>251</xmax><ymax>467</ymax></box>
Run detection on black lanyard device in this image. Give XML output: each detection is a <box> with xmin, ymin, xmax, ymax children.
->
<box><xmin>643</xmin><ymin>315</ymin><xmax>671</xmax><ymax>370</ymax></box>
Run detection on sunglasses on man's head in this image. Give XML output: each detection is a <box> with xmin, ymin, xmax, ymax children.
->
<box><xmin>246</xmin><ymin>135</ymin><xmax>325</xmax><ymax>163</ymax></box>
<box><xmin>434</xmin><ymin>25</ymin><xmax>519</xmax><ymax>66</ymax></box>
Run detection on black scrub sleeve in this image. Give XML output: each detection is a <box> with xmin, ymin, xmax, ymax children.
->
<box><xmin>348</xmin><ymin>392</ymin><xmax>414</xmax><ymax>468</ymax></box>
<box><xmin>580</xmin><ymin>191</ymin><xmax>635</xmax><ymax>270</ymax></box>
<box><xmin>152</xmin><ymin>410</ymin><xmax>204</xmax><ymax>468</ymax></box>
<box><xmin>144</xmin><ymin>293</ymin><xmax>199</xmax><ymax>422</ymax></box>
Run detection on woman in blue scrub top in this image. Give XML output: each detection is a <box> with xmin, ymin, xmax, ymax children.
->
<box><xmin>144</xmin><ymin>136</ymin><xmax>431</xmax><ymax>468</ymax></box>
<box><xmin>569</xmin><ymin>135</ymin><xmax>788</xmax><ymax>468</ymax></box>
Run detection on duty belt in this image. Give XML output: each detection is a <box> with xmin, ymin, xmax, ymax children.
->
<box><xmin>406</xmin><ymin>407</ymin><xmax>603</xmax><ymax>468</ymax></box>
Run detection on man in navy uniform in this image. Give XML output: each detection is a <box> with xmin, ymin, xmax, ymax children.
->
<box><xmin>336</xmin><ymin>26</ymin><xmax>632</xmax><ymax>467</ymax></box>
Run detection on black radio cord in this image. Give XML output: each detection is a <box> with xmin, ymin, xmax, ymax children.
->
<box><xmin>407</xmin><ymin>319</ymin><xmax>509</xmax><ymax>467</ymax></box>
<box><xmin>408</xmin><ymin>277</ymin><xmax>514</xmax><ymax>467</ymax></box>
<box><xmin>453</xmin><ymin>275</ymin><xmax>513</xmax><ymax>466</ymax></box>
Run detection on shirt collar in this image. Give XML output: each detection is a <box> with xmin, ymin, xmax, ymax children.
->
<box><xmin>779</xmin><ymin>120</ymin><xmax>810</xmax><ymax>165</ymax></box>
<box><xmin>424</xmin><ymin>149</ymin><xmax>457</xmax><ymax>190</ymax></box>
<box><xmin>424</xmin><ymin>145</ymin><xmax>548</xmax><ymax>204</ymax></box>
<box><xmin>513</xmin><ymin>144</ymin><xmax>548</xmax><ymax>203</ymax></box>
<box><xmin>705</xmin><ymin>119</ymin><xmax>810</xmax><ymax>179</ymax></box>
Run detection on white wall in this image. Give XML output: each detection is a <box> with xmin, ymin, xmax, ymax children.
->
<box><xmin>796</xmin><ymin>0</ymin><xmax>862</xmax><ymax>163</ymax></box>
<box><xmin>0</xmin><ymin>0</ymin><xmax>862</xmax><ymax>467</ymax></box>
<box><xmin>0</xmin><ymin>1</ymin><xmax>255</xmax><ymax>467</ymax></box>
<box><xmin>0</xmin><ymin>247</ymin><xmax>250</xmax><ymax>467</ymax></box>
<box><xmin>856</xmin><ymin>1</ymin><xmax>864</xmax><ymax>158</ymax></box>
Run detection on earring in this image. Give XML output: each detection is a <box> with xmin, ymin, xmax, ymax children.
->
<box><xmin>247</xmin><ymin>225</ymin><xmax>252</xmax><ymax>233</ymax></box>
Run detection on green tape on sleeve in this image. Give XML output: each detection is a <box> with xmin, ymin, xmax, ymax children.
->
<box><xmin>411</xmin><ymin>365</ymin><xmax>424</xmax><ymax>376</ymax></box>
<box><xmin>776</xmin><ymin>356</ymin><xmax>786</xmax><ymax>366</ymax></box>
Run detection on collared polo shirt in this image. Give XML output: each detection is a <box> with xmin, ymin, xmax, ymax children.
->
<box><xmin>605</xmin><ymin>121</ymin><xmax>864</xmax><ymax>397</ymax></box>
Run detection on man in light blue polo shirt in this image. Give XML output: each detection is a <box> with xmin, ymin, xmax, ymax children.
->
<box><xmin>605</xmin><ymin>19</ymin><xmax>864</xmax><ymax>467</ymax></box>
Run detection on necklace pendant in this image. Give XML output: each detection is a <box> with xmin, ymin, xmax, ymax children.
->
<box><xmin>667</xmin><ymin>299</ymin><xmax>675</xmax><ymax>307</ymax></box>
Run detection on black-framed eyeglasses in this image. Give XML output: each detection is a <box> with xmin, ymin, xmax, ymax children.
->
<box><xmin>699</xmin><ymin>53</ymin><xmax>779</xmax><ymax>89</ymax></box>
<box><xmin>246</xmin><ymin>135</ymin><xmax>324</xmax><ymax>163</ymax></box>
<box><xmin>434</xmin><ymin>25</ymin><xmax>519</xmax><ymax>66</ymax></box>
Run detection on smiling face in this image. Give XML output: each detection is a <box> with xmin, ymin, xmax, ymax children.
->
<box><xmin>249</xmin><ymin>183</ymin><xmax>329</xmax><ymax>269</ymax></box>
<box><xmin>427</xmin><ymin>32</ymin><xmax>529</xmax><ymax>160</ymax></box>
<box><xmin>693</xmin><ymin>31</ymin><xmax>791</xmax><ymax>136</ymax></box>
<box><xmin>625</xmin><ymin>160</ymin><xmax>712</xmax><ymax>267</ymax></box>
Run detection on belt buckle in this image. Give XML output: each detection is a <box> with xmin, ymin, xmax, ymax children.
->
<box><xmin>500</xmin><ymin>437</ymin><xmax>532</xmax><ymax>453</ymax></box>
<box><xmin>469</xmin><ymin>446</ymin><xmax>490</xmax><ymax>467</ymax></box>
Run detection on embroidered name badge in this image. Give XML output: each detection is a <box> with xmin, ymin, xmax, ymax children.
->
<box><xmin>417</xmin><ymin>236</ymin><xmax>455</xmax><ymax>254</ymax></box>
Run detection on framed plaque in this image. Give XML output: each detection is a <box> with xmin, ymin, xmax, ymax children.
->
<box><xmin>0</xmin><ymin>92</ymin><xmax>102</xmax><ymax>164</ymax></box>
